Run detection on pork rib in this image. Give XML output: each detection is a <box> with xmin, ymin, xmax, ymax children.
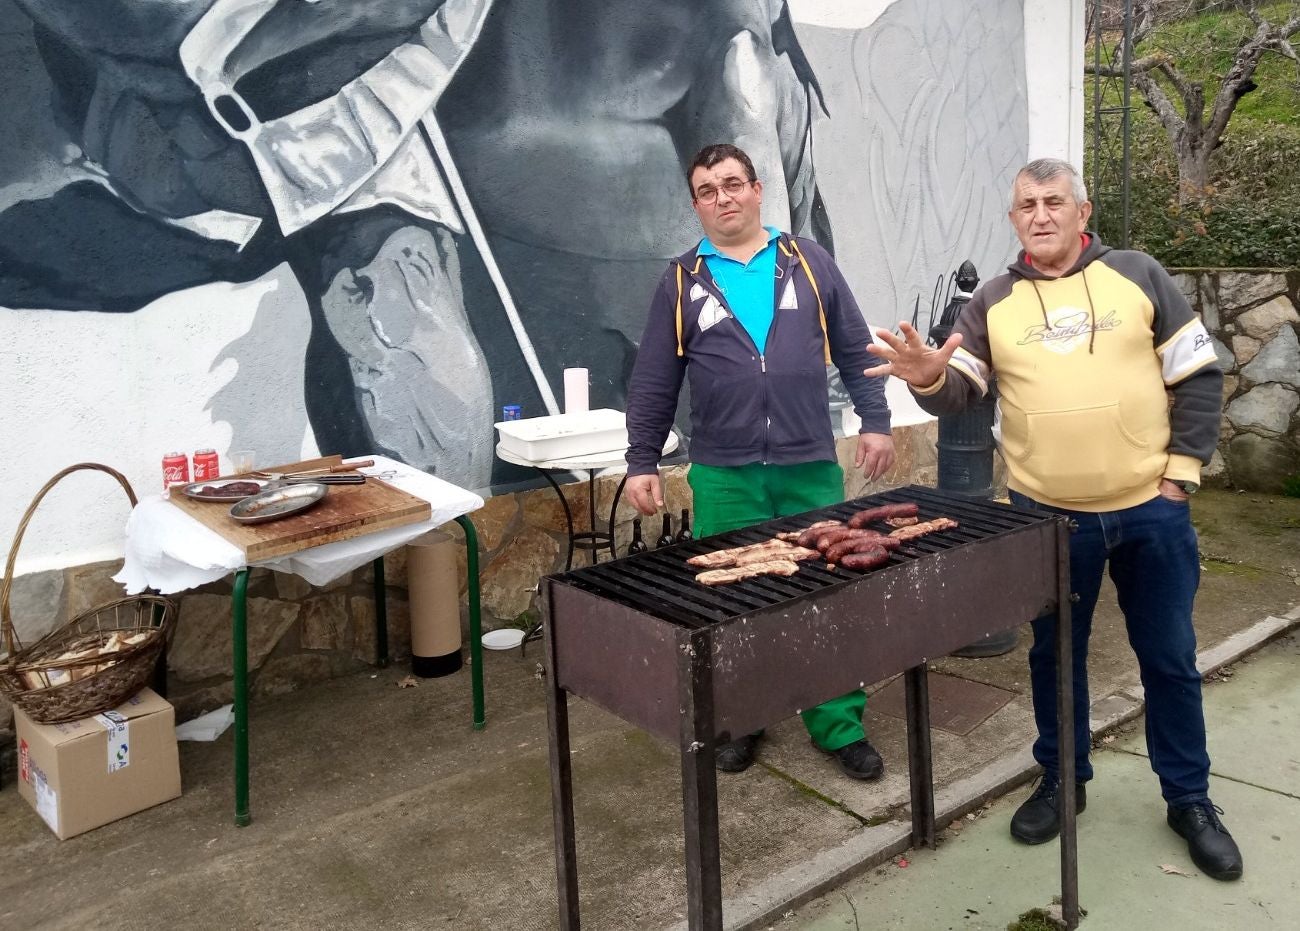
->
<box><xmin>889</xmin><ymin>517</ymin><xmax>959</xmax><ymax>540</ymax></box>
<box><xmin>695</xmin><ymin>559</ymin><xmax>801</xmax><ymax>586</ymax></box>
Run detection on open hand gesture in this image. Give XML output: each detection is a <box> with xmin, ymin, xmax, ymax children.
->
<box><xmin>864</xmin><ymin>322</ymin><xmax>963</xmax><ymax>389</ymax></box>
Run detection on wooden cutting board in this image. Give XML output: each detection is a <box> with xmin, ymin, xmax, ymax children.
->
<box><xmin>167</xmin><ymin>455</ymin><xmax>431</xmax><ymax>562</ymax></box>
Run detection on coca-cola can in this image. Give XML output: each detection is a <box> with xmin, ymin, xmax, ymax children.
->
<box><xmin>162</xmin><ymin>451</ymin><xmax>190</xmax><ymax>489</ymax></box>
<box><xmin>193</xmin><ymin>448</ymin><xmax>220</xmax><ymax>481</ymax></box>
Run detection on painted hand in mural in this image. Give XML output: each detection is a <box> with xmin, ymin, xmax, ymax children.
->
<box><xmin>865</xmin><ymin>322</ymin><xmax>963</xmax><ymax>390</ymax></box>
<box><xmin>308</xmin><ymin>221</ymin><xmax>495</xmax><ymax>489</ymax></box>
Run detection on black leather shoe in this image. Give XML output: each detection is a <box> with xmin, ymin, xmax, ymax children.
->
<box><xmin>1167</xmin><ymin>801</ymin><xmax>1243</xmax><ymax>881</ymax></box>
<box><xmin>1010</xmin><ymin>777</ymin><xmax>1087</xmax><ymax>844</ymax></box>
<box><xmin>715</xmin><ymin>733</ymin><xmax>761</xmax><ymax>773</ymax></box>
<box><xmin>817</xmin><ymin>738</ymin><xmax>884</xmax><ymax>780</ymax></box>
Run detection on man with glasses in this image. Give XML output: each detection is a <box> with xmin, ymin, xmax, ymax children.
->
<box><xmin>624</xmin><ymin>143</ymin><xmax>895</xmax><ymax>779</ymax></box>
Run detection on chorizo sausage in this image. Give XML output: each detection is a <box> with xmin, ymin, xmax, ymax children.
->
<box><xmin>846</xmin><ymin>502</ymin><xmax>919</xmax><ymax>529</ymax></box>
<box><xmin>839</xmin><ymin>546</ymin><xmax>891</xmax><ymax>571</ymax></box>
<box><xmin>825</xmin><ymin>536</ymin><xmax>898</xmax><ymax>565</ymax></box>
<box><xmin>817</xmin><ymin>528</ymin><xmax>899</xmax><ymax>555</ymax></box>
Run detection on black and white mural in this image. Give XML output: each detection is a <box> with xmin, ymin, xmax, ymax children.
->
<box><xmin>1</xmin><ymin>0</ymin><xmax>1040</xmax><ymax>567</ymax></box>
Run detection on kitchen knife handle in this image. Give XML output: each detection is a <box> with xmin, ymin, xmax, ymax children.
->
<box><xmin>331</xmin><ymin>459</ymin><xmax>375</xmax><ymax>472</ymax></box>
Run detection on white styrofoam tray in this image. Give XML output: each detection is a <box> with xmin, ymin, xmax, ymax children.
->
<box><xmin>495</xmin><ymin>409</ymin><xmax>629</xmax><ymax>462</ymax></box>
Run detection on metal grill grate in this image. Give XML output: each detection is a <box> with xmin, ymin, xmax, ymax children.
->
<box><xmin>559</xmin><ymin>486</ymin><xmax>1045</xmax><ymax>627</ymax></box>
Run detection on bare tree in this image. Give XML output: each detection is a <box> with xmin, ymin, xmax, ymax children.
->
<box><xmin>1088</xmin><ymin>1</ymin><xmax>1300</xmax><ymax>202</ymax></box>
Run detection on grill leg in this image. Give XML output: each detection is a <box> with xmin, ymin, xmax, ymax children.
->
<box><xmin>543</xmin><ymin>587</ymin><xmax>581</xmax><ymax>929</ymax></box>
<box><xmin>232</xmin><ymin>568</ymin><xmax>251</xmax><ymax>828</ymax></box>
<box><xmin>1055</xmin><ymin>518</ymin><xmax>1080</xmax><ymax>929</ymax></box>
<box><xmin>904</xmin><ymin>663</ymin><xmax>936</xmax><ymax>849</ymax></box>
<box><xmin>679</xmin><ymin>631</ymin><xmax>722</xmax><ymax>930</ymax></box>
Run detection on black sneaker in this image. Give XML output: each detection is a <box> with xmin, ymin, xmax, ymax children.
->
<box><xmin>1010</xmin><ymin>776</ymin><xmax>1087</xmax><ymax>844</ymax></box>
<box><xmin>1167</xmin><ymin>801</ymin><xmax>1243</xmax><ymax>881</ymax></box>
<box><xmin>715</xmin><ymin>733</ymin><xmax>761</xmax><ymax>773</ymax></box>
<box><xmin>817</xmin><ymin>738</ymin><xmax>885</xmax><ymax>780</ymax></box>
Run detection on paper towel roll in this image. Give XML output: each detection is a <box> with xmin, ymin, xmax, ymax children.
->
<box><xmin>406</xmin><ymin>530</ymin><xmax>463</xmax><ymax>677</ymax></box>
<box><xmin>563</xmin><ymin>367</ymin><xmax>589</xmax><ymax>414</ymax></box>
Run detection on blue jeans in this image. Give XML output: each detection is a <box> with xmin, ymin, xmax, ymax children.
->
<box><xmin>1010</xmin><ymin>490</ymin><xmax>1210</xmax><ymax>807</ymax></box>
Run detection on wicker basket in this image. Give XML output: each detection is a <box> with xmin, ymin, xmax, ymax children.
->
<box><xmin>1</xmin><ymin>463</ymin><xmax>176</xmax><ymax>724</ymax></box>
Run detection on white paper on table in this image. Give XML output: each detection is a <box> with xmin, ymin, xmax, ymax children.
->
<box><xmin>115</xmin><ymin>456</ymin><xmax>483</xmax><ymax>595</ymax></box>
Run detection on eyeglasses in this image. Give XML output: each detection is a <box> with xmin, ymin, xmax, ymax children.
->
<box><xmin>693</xmin><ymin>178</ymin><xmax>755</xmax><ymax>204</ymax></box>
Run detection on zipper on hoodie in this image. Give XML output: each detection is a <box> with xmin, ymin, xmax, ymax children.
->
<box><xmin>688</xmin><ymin>265</ymin><xmax>774</xmax><ymax>464</ymax></box>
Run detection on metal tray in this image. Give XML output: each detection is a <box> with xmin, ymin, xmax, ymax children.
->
<box><xmin>228</xmin><ymin>482</ymin><xmax>328</xmax><ymax>524</ymax></box>
<box><xmin>180</xmin><ymin>478</ymin><xmax>270</xmax><ymax>502</ymax></box>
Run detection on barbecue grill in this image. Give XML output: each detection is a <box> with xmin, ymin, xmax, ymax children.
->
<box><xmin>542</xmin><ymin>485</ymin><xmax>1079</xmax><ymax>930</ymax></box>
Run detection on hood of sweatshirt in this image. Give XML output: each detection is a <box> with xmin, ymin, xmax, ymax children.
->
<box><xmin>1008</xmin><ymin>233</ymin><xmax>1112</xmax><ymax>281</ymax></box>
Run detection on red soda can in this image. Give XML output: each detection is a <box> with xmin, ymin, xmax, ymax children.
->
<box><xmin>193</xmin><ymin>448</ymin><xmax>220</xmax><ymax>481</ymax></box>
<box><xmin>162</xmin><ymin>452</ymin><xmax>189</xmax><ymax>489</ymax></box>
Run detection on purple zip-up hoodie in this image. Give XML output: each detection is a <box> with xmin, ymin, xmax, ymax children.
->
<box><xmin>625</xmin><ymin>233</ymin><xmax>890</xmax><ymax>476</ymax></box>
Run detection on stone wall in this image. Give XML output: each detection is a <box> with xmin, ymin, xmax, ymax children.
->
<box><xmin>1172</xmin><ymin>269</ymin><xmax>1300</xmax><ymax>492</ymax></box>
<box><xmin>3</xmin><ymin>421</ymin><xmax>939</xmax><ymax>733</ymax></box>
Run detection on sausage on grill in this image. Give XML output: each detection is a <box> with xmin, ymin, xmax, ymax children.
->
<box><xmin>825</xmin><ymin>536</ymin><xmax>898</xmax><ymax>565</ymax></box>
<box><xmin>846</xmin><ymin>502</ymin><xmax>919</xmax><ymax>529</ymax></box>
<box><xmin>839</xmin><ymin>546</ymin><xmax>891</xmax><ymax>571</ymax></box>
<box><xmin>816</xmin><ymin>528</ymin><xmax>897</xmax><ymax>554</ymax></box>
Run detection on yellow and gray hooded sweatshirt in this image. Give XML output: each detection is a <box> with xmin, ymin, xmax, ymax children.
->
<box><xmin>912</xmin><ymin>236</ymin><xmax>1222</xmax><ymax>512</ymax></box>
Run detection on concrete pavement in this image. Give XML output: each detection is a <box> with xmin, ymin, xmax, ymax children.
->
<box><xmin>1</xmin><ymin>489</ymin><xmax>1297</xmax><ymax>930</ymax></box>
<box><xmin>776</xmin><ymin>627</ymin><xmax>1300</xmax><ymax>930</ymax></box>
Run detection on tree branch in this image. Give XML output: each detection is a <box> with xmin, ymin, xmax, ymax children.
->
<box><xmin>1204</xmin><ymin>15</ymin><xmax>1296</xmax><ymax>150</ymax></box>
<box><xmin>1132</xmin><ymin>69</ymin><xmax>1186</xmax><ymax>141</ymax></box>
<box><xmin>1083</xmin><ymin>53</ymin><xmax>1170</xmax><ymax>77</ymax></box>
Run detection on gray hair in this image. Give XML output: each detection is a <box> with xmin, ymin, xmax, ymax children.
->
<box><xmin>1012</xmin><ymin>158</ymin><xmax>1089</xmax><ymax>208</ymax></box>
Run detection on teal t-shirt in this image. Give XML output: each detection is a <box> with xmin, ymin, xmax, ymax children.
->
<box><xmin>698</xmin><ymin>226</ymin><xmax>781</xmax><ymax>355</ymax></box>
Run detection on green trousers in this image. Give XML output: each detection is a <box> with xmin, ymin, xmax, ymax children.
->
<box><xmin>688</xmin><ymin>461</ymin><xmax>867</xmax><ymax>751</ymax></box>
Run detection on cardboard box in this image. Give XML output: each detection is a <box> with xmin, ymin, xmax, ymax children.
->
<box><xmin>15</xmin><ymin>688</ymin><xmax>181</xmax><ymax>839</ymax></box>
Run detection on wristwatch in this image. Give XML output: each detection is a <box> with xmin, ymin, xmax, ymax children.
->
<box><xmin>1169</xmin><ymin>479</ymin><xmax>1199</xmax><ymax>495</ymax></box>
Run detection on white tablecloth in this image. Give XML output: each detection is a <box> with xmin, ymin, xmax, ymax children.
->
<box><xmin>115</xmin><ymin>456</ymin><xmax>483</xmax><ymax>595</ymax></box>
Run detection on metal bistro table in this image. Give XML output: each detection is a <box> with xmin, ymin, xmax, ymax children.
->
<box><xmin>117</xmin><ymin>456</ymin><xmax>486</xmax><ymax>827</ymax></box>
<box><xmin>495</xmin><ymin>432</ymin><xmax>681</xmax><ymax>571</ymax></box>
<box><xmin>542</xmin><ymin>487</ymin><xmax>1080</xmax><ymax>930</ymax></box>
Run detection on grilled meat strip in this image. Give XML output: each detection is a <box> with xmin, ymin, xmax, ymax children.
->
<box><xmin>695</xmin><ymin>559</ymin><xmax>801</xmax><ymax>586</ymax></box>
<box><xmin>733</xmin><ymin>545</ymin><xmax>819</xmax><ymax>566</ymax></box>
<box><xmin>889</xmin><ymin>517</ymin><xmax>959</xmax><ymax>540</ymax></box>
<box><xmin>686</xmin><ymin>538</ymin><xmax>815</xmax><ymax>569</ymax></box>
<box><xmin>777</xmin><ymin>520</ymin><xmax>841</xmax><ymax>543</ymax></box>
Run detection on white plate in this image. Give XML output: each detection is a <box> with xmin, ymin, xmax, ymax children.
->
<box><xmin>481</xmin><ymin>628</ymin><xmax>526</xmax><ymax>651</ymax></box>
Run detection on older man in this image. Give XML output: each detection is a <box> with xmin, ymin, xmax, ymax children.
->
<box><xmin>624</xmin><ymin>143</ymin><xmax>895</xmax><ymax>779</ymax></box>
<box><xmin>867</xmin><ymin>158</ymin><xmax>1242</xmax><ymax>881</ymax></box>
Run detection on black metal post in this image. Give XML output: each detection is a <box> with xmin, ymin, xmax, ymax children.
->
<box><xmin>904</xmin><ymin>664</ymin><xmax>936</xmax><ymax>848</ymax></box>
<box><xmin>678</xmin><ymin>629</ymin><xmax>723</xmax><ymax>930</ymax></box>
<box><xmin>1056</xmin><ymin>518</ymin><xmax>1080</xmax><ymax>929</ymax></box>
<box><xmin>543</xmin><ymin>585</ymin><xmax>581</xmax><ymax>929</ymax></box>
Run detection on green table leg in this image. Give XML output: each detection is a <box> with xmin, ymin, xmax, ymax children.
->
<box><xmin>232</xmin><ymin>568</ymin><xmax>251</xmax><ymax>827</ymax></box>
<box><xmin>373</xmin><ymin>556</ymin><xmax>389</xmax><ymax>668</ymax></box>
<box><xmin>454</xmin><ymin>515</ymin><xmax>485</xmax><ymax>730</ymax></box>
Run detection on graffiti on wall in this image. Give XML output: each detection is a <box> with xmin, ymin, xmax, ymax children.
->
<box><xmin>1</xmin><ymin>0</ymin><xmax>1026</xmax><ymax>507</ymax></box>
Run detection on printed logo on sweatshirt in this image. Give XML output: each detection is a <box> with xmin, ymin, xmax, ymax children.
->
<box><xmin>778</xmin><ymin>278</ymin><xmax>799</xmax><ymax>310</ymax></box>
<box><xmin>698</xmin><ymin>295</ymin><xmax>730</xmax><ymax>332</ymax></box>
<box><xmin>1018</xmin><ymin>308</ymin><xmax>1121</xmax><ymax>354</ymax></box>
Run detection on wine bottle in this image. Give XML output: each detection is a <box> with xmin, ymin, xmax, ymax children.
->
<box><xmin>627</xmin><ymin>517</ymin><xmax>648</xmax><ymax>555</ymax></box>
<box><xmin>655</xmin><ymin>514</ymin><xmax>674</xmax><ymax>548</ymax></box>
<box><xmin>674</xmin><ymin>509</ymin><xmax>693</xmax><ymax>542</ymax></box>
